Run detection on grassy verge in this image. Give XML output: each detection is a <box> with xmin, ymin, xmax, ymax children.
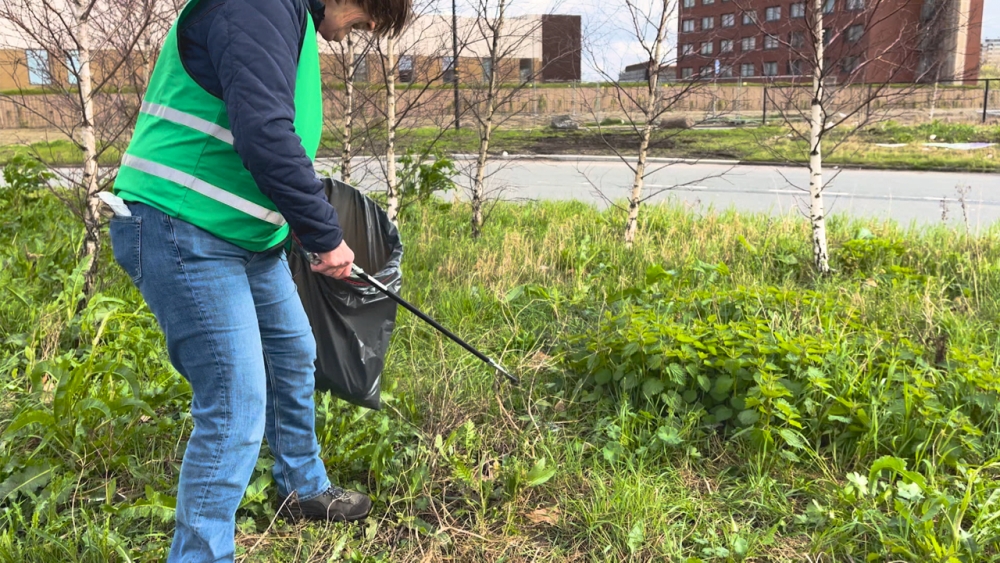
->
<box><xmin>0</xmin><ymin>139</ymin><xmax>122</xmax><ymax>166</ymax></box>
<box><xmin>1</xmin><ymin>159</ymin><xmax>999</xmax><ymax>561</ymax></box>
<box><xmin>334</xmin><ymin>120</ymin><xmax>1000</xmax><ymax>172</ymax></box>
<box><xmin>3</xmin><ymin>121</ymin><xmax>997</xmax><ymax>172</ymax></box>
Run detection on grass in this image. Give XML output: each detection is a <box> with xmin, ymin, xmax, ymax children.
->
<box><xmin>2</xmin><ymin>158</ymin><xmax>1000</xmax><ymax>561</ymax></box>
<box><xmin>0</xmin><ymin>138</ymin><xmax>123</xmax><ymax>166</ymax></box>
<box><xmin>336</xmin><ymin>120</ymin><xmax>1000</xmax><ymax>172</ymax></box>
<box><xmin>3</xmin><ymin>120</ymin><xmax>997</xmax><ymax>172</ymax></box>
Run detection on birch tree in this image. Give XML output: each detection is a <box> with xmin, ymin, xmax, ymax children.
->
<box><xmin>468</xmin><ymin>0</ymin><xmax>508</xmax><ymax>237</ymax></box>
<box><xmin>341</xmin><ymin>33</ymin><xmax>357</xmax><ymax>183</ymax></box>
<box><xmin>738</xmin><ymin>0</ymin><xmax>940</xmax><ymax>272</ymax></box>
<box><xmin>621</xmin><ymin>0</ymin><xmax>670</xmax><ymax>246</ymax></box>
<box><xmin>462</xmin><ymin>5</ymin><xmax>554</xmax><ymax>237</ymax></box>
<box><xmin>0</xmin><ymin>0</ymin><xmax>171</xmax><ymax>294</ymax></box>
<box><xmin>586</xmin><ymin>0</ymin><xmax>713</xmax><ymax>246</ymax></box>
<box><xmin>806</xmin><ymin>0</ymin><xmax>829</xmax><ymax>272</ymax></box>
<box><xmin>384</xmin><ymin>34</ymin><xmax>399</xmax><ymax>219</ymax></box>
<box><xmin>363</xmin><ymin>12</ymin><xmax>470</xmax><ymax>223</ymax></box>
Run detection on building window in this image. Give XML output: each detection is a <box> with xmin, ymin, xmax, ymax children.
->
<box><xmin>842</xmin><ymin>55</ymin><xmax>859</xmax><ymax>73</ymax></box>
<box><xmin>846</xmin><ymin>0</ymin><xmax>863</xmax><ymax>10</ymax></box>
<box><xmin>741</xmin><ymin>63</ymin><xmax>755</xmax><ymax>77</ymax></box>
<box><xmin>701</xmin><ymin>65</ymin><xmax>714</xmax><ymax>76</ymax></box>
<box><xmin>520</xmin><ymin>58</ymin><xmax>533</xmax><ymax>82</ymax></box>
<box><xmin>822</xmin><ymin>28</ymin><xmax>831</xmax><ymax>45</ymax></box>
<box><xmin>765</xmin><ymin>6</ymin><xmax>781</xmax><ymax>21</ymax></box>
<box><xmin>763</xmin><ymin>61</ymin><xmax>778</xmax><ymax>76</ymax></box>
<box><xmin>764</xmin><ymin>35</ymin><xmax>780</xmax><ymax>49</ymax></box>
<box><xmin>354</xmin><ymin>54</ymin><xmax>368</xmax><ymax>82</ymax></box>
<box><xmin>398</xmin><ymin>55</ymin><xmax>413</xmax><ymax>83</ymax></box>
<box><xmin>682</xmin><ymin>19</ymin><xmax>695</xmax><ymax>32</ymax></box>
<box><xmin>701</xmin><ymin>42</ymin><xmax>714</xmax><ymax>55</ymax></box>
<box><xmin>482</xmin><ymin>57</ymin><xmax>493</xmax><ymax>82</ymax></box>
<box><xmin>681</xmin><ymin>67</ymin><xmax>694</xmax><ymax>78</ymax></box>
<box><xmin>26</xmin><ymin>49</ymin><xmax>50</xmax><ymax>86</ymax></box>
<box><xmin>66</xmin><ymin>50</ymin><xmax>80</xmax><ymax>86</ymax></box>
<box><xmin>790</xmin><ymin>31</ymin><xmax>805</xmax><ymax>48</ymax></box>
<box><xmin>790</xmin><ymin>2</ymin><xmax>805</xmax><ymax>17</ymax></box>
<box><xmin>702</xmin><ymin>16</ymin><xmax>714</xmax><ymax>30</ymax></box>
<box><xmin>741</xmin><ymin>36</ymin><xmax>756</xmax><ymax>51</ymax></box>
<box><xmin>683</xmin><ymin>43</ymin><xmax>695</xmax><ymax>55</ymax></box>
<box><xmin>704</xmin><ymin>0</ymin><xmax>715</xmax><ymax>4</ymax></box>
<box><xmin>823</xmin><ymin>0</ymin><xmax>834</xmax><ymax>13</ymax></box>
<box><xmin>720</xmin><ymin>65</ymin><xmax>734</xmax><ymax>77</ymax></box>
<box><xmin>722</xmin><ymin>13</ymin><xmax>735</xmax><ymax>27</ymax></box>
<box><xmin>847</xmin><ymin>24</ymin><xmax>864</xmax><ymax>43</ymax></box>
<box><xmin>683</xmin><ymin>0</ymin><xmax>695</xmax><ymax>8</ymax></box>
<box><xmin>721</xmin><ymin>39</ymin><xmax>734</xmax><ymax>52</ymax></box>
<box><xmin>742</xmin><ymin>11</ymin><xmax>757</xmax><ymax>25</ymax></box>
<box><xmin>442</xmin><ymin>56</ymin><xmax>455</xmax><ymax>83</ymax></box>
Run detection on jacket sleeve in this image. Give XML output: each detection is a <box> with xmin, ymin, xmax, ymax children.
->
<box><xmin>207</xmin><ymin>0</ymin><xmax>343</xmax><ymax>253</ymax></box>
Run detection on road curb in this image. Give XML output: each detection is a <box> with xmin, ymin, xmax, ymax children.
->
<box><xmin>440</xmin><ymin>153</ymin><xmax>997</xmax><ymax>174</ymax></box>
<box><xmin>446</xmin><ymin>153</ymin><xmax>742</xmax><ymax>166</ymax></box>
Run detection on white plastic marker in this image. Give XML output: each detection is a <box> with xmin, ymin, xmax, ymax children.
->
<box><xmin>96</xmin><ymin>192</ymin><xmax>132</xmax><ymax>217</ymax></box>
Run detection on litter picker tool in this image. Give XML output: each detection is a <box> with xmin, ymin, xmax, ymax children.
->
<box><xmin>308</xmin><ymin>254</ymin><xmax>519</xmax><ymax>386</ymax></box>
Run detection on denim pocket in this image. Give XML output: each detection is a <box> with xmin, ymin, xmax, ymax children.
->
<box><xmin>109</xmin><ymin>215</ymin><xmax>142</xmax><ymax>282</ymax></box>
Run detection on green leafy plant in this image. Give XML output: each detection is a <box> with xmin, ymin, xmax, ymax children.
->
<box><xmin>395</xmin><ymin>149</ymin><xmax>458</xmax><ymax>218</ymax></box>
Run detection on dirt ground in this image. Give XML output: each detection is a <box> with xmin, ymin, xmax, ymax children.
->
<box><xmin>513</xmin><ymin>131</ymin><xmax>684</xmax><ymax>156</ymax></box>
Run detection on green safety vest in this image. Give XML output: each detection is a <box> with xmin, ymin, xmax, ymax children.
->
<box><xmin>115</xmin><ymin>0</ymin><xmax>323</xmax><ymax>252</ymax></box>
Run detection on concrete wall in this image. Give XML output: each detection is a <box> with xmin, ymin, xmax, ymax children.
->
<box><xmin>0</xmin><ymin>82</ymin><xmax>993</xmax><ymax>130</ymax></box>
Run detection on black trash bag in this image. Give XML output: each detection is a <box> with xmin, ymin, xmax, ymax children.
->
<box><xmin>288</xmin><ymin>177</ymin><xmax>403</xmax><ymax>410</ymax></box>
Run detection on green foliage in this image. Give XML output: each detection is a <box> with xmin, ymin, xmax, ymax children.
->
<box><xmin>0</xmin><ymin>155</ymin><xmax>52</xmax><ymax>209</ymax></box>
<box><xmin>865</xmin><ymin>120</ymin><xmax>1000</xmax><ymax>144</ymax></box>
<box><xmin>363</xmin><ymin>150</ymin><xmax>458</xmax><ymax>220</ymax></box>
<box><xmin>562</xmin><ymin>262</ymin><xmax>1000</xmax><ymax>467</ymax></box>
<box><xmin>395</xmin><ymin>149</ymin><xmax>457</xmax><ymax>217</ymax></box>
<box><xmin>3</xmin><ymin>162</ymin><xmax>1000</xmax><ymax>560</ymax></box>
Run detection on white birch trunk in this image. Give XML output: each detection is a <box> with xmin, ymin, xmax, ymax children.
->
<box><xmin>929</xmin><ymin>70</ymin><xmax>940</xmax><ymax>121</ymax></box>
<box><xmin>808</xmin><ymin>0</ymin><xmax>831</xmax><ymax>273</ymax></box>
<box><xmin>471</xmin><ymin>2</ymin><xmax>505</xmax><ymax>238</ymax></box>
<box><xmin>385</xmin><ymin>35</ymin><xmax>399</xmax><ymax>223</ymax></box>
<box><xmin>472</xmin><ymin>110</ymin><xmax>493</xmax><ymax>237</ymax></box>
<box><xmin>341</xmin><ymin>33</ymin><xmax>355</xmax><ymax>184</ymax></box>
<box><xmin>74</xmin><ymin>1</ymin><xmax>101</xmax><ymax>292</ymax></box>
<box><xmin>623</xmin><ymin>3</ymin><xmax>667</xmax><ymax>246</ymax></box>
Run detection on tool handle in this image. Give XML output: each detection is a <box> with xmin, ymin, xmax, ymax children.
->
<box><xmin>351</xmin><ymin>265</ymin><xmax>520</xmax><ymax>385</ymax></box>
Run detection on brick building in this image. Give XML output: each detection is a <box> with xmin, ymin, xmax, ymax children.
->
<box><xmin>0</xmin><ymin>12</ymin><xmax>581</xmax><ymax>92</ymax></box>
<box><xmin>0</xmin><ymin>10</ymin><xmax>162</xmax><ymax>92</ymax></box>
<box><xmin>321</xmin><ymin>14</ymin><xmax>581</xmax><ymax>86</ymax></box>
<box><xmin>676</xmin><ymin>0</ymin><xmax>983</xmax><ymax>84</ymax></box>
<box><xmin>984</xmin><ymin>38</ymin><xmax>1000</xmax><ymax>67</ymax></box>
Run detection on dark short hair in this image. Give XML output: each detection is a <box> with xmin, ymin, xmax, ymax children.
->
<box><xmin>362</xmin><ymin>0</ymin><xmax>412</xmax><ymax>37</ymax></box>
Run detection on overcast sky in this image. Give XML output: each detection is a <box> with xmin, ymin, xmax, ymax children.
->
<box><xmin>985</xmin><ymin>1</ymin><xmax>999</xmax><ymax>41</ymax></box>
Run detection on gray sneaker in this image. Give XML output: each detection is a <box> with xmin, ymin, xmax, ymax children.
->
<box><xmin>278</xmin><ymin>486</ymin><xmax>373</xmax><ymax>522</ymax></box>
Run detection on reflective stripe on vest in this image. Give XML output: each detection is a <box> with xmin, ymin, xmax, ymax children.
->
<box><xmin>121</xmin><ymin>154</ymin><xmax>286</xmax><ymax>226</ymax></box>
<box><xmin>140</xmin><ymin>101</ymin><xmax>235</xmax><ymax>145</ymax></box>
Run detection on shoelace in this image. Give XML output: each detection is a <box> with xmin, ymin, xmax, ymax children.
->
<box><xmin>322</xmin><ymin>486</ymin><xmax>352</xmax><ymax>502</ymax></box>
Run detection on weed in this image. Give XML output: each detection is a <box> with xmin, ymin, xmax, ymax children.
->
<box><xmin>2</xmin><ymin>157</ymin><xmax>1000</xmax><ymax>560</ymax></box>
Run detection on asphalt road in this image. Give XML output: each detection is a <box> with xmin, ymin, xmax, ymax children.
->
<box><xmin>56</xmin><ymin>157</ymin><xmax>999</xmax><ymax>229</ymax></box>
<box><xmin>336</xmin><ymin>157</ymin><xmax>1000</xmax><ymax>229</ymax></box>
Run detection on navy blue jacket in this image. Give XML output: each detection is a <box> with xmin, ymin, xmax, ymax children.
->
<box><xmin>177</xmin><ymin>0</ymin><xmax>342</xmax><ymax>253</ymax></box>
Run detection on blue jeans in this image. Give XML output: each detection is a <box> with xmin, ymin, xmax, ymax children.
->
<box><xmin>109</xmin><ymin>202</ymin><xmax>330</xmax><ymax>562</ymax></box>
